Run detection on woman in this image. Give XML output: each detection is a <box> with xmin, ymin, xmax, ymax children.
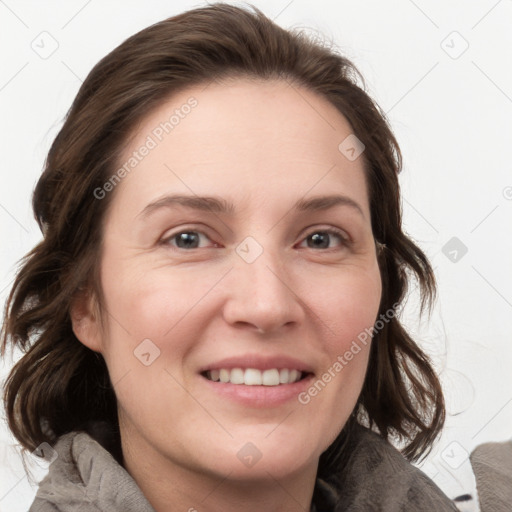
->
<box><xmin>1</xmin><ymin>3</ymin><xmax>458</xmax><ymax>511</ymax></box>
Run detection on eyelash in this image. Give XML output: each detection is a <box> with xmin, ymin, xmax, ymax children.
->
<box><xmin>160</xmin><ymin>227</ymin><xmax>351</xmax><ymax>251</ymax></box>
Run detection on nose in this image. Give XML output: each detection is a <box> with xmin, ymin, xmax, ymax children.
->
<box><xmin>222</xmin><ymin>245</ymin><xmax>304</xmax><ymax>334</ymax></box>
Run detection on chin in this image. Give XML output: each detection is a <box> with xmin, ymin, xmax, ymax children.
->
<box><xmin>193</xmin><ymin>430</ymin><xmax>322</xmax><ymax>482</ymax></box>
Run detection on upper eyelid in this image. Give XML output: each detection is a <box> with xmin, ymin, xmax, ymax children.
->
<box><xmin>299</xmin><ymin>225</ymin><xmax>352</xmax><ymax>243</ymax></box>
<box><xmin>161</xmin><ymin>223</ymin><xmax>216</xmax><ymax>239</ymax></box>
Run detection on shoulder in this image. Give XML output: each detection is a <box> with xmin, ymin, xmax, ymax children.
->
<box><xmin>318</xmin><ymin>425</ymin><xmax>458</xmax><ymax>511</ymax></box>
<box><xmin>470</xmin><ymin>439</ymin><xmax>512</xmax><ymax>511</ymax></box>
<box><xmin>28</xmin><ymin>428</ymin><xmax>154</xmax><ymax>512</ymax></box>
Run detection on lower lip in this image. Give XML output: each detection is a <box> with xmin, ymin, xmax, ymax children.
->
<box><xmin>200</xmin><ymin>373</ymin><xmax>315</xmax><ymax>407</ymax></box>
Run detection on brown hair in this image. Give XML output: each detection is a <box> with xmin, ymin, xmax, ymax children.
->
<box><xmin>1</xmin><ymin>2</ymin><xmax>443</xmax><ymax>473</ymax></box>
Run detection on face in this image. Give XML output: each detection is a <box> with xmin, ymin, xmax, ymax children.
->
<box><xmin>73</xmin><ymin>79</ymin><xmax>382</xmax><ymax>483</ymax></box>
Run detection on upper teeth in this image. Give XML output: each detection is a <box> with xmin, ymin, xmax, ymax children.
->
<box><xmin>206</xmin><ymin>368</ymin><xmax>303</xmax><ymax>386</ymax></box>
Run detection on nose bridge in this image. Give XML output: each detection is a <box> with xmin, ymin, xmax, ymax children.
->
<box><xmin>223</xmin><ymin>236</ymin><xmax>302</xmax><ymax>332</ymax></box>
<box><xmin>236</xmin><ymin>237</ymin><xmax>293</xmax><ymax>301</ymax></box>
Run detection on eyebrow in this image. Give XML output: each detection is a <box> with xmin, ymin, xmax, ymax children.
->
<box><xmin>138</xmin><ymin>193</ymin><xmax>365</xmax><ymax>219</ymax></box>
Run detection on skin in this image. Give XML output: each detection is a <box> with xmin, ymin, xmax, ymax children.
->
<box><xmin>71</xmin><ymin>78</ymin><xmax>382</xmax><ymax>512</ymax></box>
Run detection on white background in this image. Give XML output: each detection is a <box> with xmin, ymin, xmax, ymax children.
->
<box><xmin>1</xmin><ymin>1</ymin><xmax>511</xmax><ymax>510</ymax></box>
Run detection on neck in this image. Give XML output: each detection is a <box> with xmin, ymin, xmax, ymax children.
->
<box><xmin>120</xmin><ymin>427</ymin><xmax>318</xmax><ymax>512</ymax></box>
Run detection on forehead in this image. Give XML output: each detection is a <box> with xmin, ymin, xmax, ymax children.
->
<box><xmin>110</xmin><ymin>78</ymin><xmax>369</xmax><ymax>219</ymax></box>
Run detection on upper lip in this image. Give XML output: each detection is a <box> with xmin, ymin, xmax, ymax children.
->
<box><xmin>199</xmin><ymin>354</ymin><xmax>314</xmax><ymax>374</ymax></box>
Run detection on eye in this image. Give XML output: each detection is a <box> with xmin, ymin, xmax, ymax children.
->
<box><xmin>160</xmin><ymin>227</ymin><xmax>349</xmax><ymax>251</ymax></box>
<box><xmin>298</xmin><ymin>228</ymin><xmax>350</xmax><ymax>250</ymax></box>
<box><xmin>161</xmin><ymin>230</ymin><xmax>217</xmax><ymax>249</ymax></box>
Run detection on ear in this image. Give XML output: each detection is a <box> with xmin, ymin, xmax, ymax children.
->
<box><xmin>69</xmin><ymin>288</ymin><xmax>103</xmax><ymax>353</ymax></box>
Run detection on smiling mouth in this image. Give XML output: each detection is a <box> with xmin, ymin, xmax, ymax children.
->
<box><xmin>201</xmin><ymin>368</ymin><xmax>311</xmax><ymax>386</ymax></box>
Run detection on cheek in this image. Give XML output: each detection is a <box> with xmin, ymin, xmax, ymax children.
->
<box><xmin>97</xmin><ymin>269</ymin><xmax>212</xmax><ymax>426</ymax></box>
<box><xmin>305</xmin><ymin>266</ymin><xmax>380</xmax><ymax>399</ymax></box>
<box><xmin>98</xmin><ymin>262</ymin><xmax>224</xmax><ymax>357</ymax></box>
<box><xmin>294</xmin><ymin>267</ymin><xmax>381</xmax><ymax>455</ymax></box>
<box><xmin>100</xmin><ymin>252</ymin><xmax>382</xmax><ymax>370</ymax></box>
<box><xmin>310</xmin><ymin>264</ymin><xmax>382</xmax><ymax>351</ymax></box>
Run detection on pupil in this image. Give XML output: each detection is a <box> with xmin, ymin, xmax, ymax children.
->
<box><xmin>177</xmin><ymin>232</ymin><xmax>199</xmax><ymax>248</ymax></box>
<box><xmin>309</xmin><ymin>233</ymin><xmax>328</xmax><ymax>248</ymax></box>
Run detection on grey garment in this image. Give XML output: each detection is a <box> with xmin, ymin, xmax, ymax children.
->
<box><xmin>29</xmin><ymin>423</ymin><xmax>457</xmax><ymax>511</ymax></box>
<box><xmin>28</xmin><ymin>431</ymin><xmax>155</xmax><ymax>512</ymax></box>
<box><xmin>470</xmin><ymin>439</ymin><xmax>512</xmax><ymax>512</ymax></box>
<box><xmin>312</xmin><ymin>426</ymin><xmax>459</xmax><ymax>512</ymax></box>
